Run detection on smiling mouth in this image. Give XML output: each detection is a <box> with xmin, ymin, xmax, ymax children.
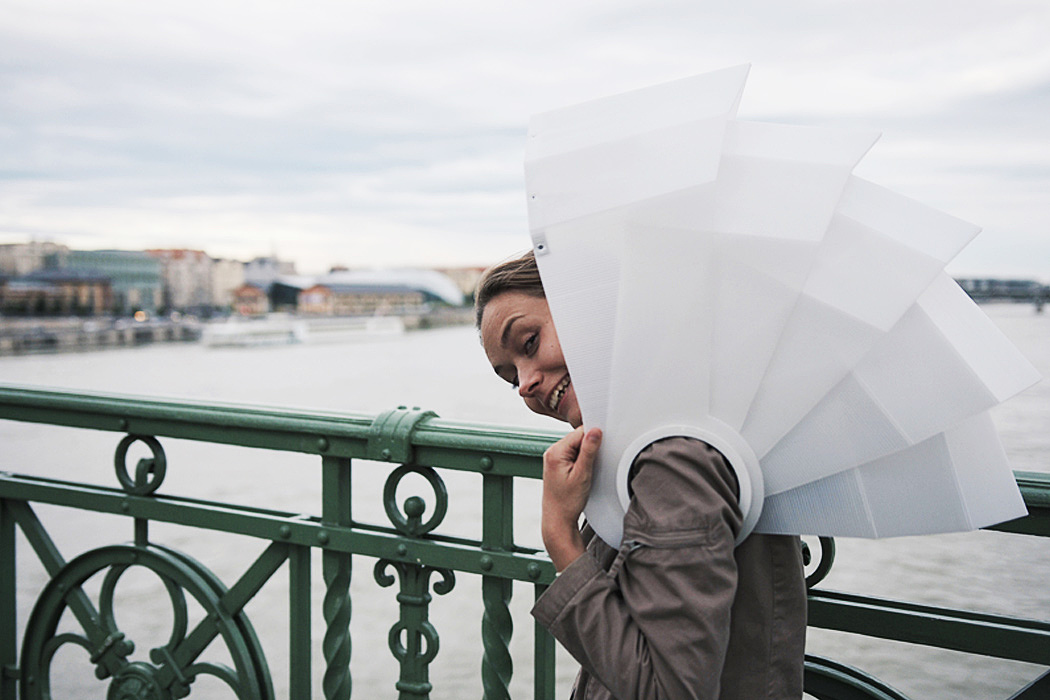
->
<box><xmin>548</xmin><ymin>375</ymin><xmax>571</xmax><ymax>412</ymax></box>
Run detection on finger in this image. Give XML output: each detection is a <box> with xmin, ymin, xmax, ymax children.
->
<box><xmin>575</xmin><ymin>428</ymin><xmax>602</xmax><ymax>468</ymax></box>
<box><xmin>545</xmin><ymin>427</ymin><xmax>584</xmax><ymax>463</ymax></box>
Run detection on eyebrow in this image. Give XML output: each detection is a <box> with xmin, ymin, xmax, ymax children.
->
<box><xmin>500</xmin><ymin>314</ymin><xmax>522</xmax><ymax>348</ymax></box>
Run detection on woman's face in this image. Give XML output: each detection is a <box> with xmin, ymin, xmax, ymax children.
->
<box><xmin>480</xmin><ymin>291</ymin><xmax>582</xmax><ymax>428</ymax></box>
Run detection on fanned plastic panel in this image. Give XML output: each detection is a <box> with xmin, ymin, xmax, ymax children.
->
<box><xmin>755</xmin><ymin>412</ymin><xmax>1027</xmax><ymax>537</ymax></box>
<box><xmin>523</xmin><ymin>66</ymin><xmax>1040</xmax><ymax>549</ymax></box>
<box><xmin>759</xmin><ymin>273</ymin><xmax>1042</xmax><ymax>496</ymax></box>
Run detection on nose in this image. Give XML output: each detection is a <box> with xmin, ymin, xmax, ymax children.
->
<box><xmin>517</xmin><ymin>365</ymin><xmax>542</xmax><ymax>399</ymax></box>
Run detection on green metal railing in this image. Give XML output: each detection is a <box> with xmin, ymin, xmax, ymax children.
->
<box><xmin>0</xmin><ymin>384</ymin><xmax>1048</xmax><ymax>699</ymax></box>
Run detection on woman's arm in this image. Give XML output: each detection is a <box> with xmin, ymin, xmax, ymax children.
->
<box><xmin>534</xmin><ymin>437</ymin><xmax>743</xmax><ymax>699</ymax></box>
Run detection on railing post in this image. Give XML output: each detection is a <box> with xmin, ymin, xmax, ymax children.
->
<box><xmin>289</xmin><ymin>543</ymin><xmax>312</xmax><ymax>699</ymax></box>
<box><xmin>322</xmin><ymin>455</ymin><xmax>352</xmax><ymax>700</ymax></box>
<box><xmin>1</xmin><ymin>498</ymin><xmax>17</xmax><ymax>696</ymax></box>
<box><xmin>481</xmin><ymin>472</ymin><xmax>514</xmax><ymax>700</ymax></box>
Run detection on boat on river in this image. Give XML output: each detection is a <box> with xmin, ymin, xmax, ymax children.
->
<box><xmin>201</xmin><ymin>314</ymin><xmax>405</xmax><ymax>347</ymax></box>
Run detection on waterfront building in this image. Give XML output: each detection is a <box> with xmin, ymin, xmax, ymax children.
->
<box><xmin>0</xmin><ymin>241</ymin><xmax>70</xmax><ymax>277</ymax></box>
<box><xmin>47</xmin><ymin>249</ymin><xmax>162</xmax><ymax>315</ymax></box>
<box><xmin>244</xmin><ymin>256</ymin><xmax>297</xmax><ymax>289</ymax></box>
<box><xmin>232</xmin><ymin>283</ymin><xmax>270</xmax><ymax>316</ymax></box>
<box><xmin>437</xmin><ymin>265</ymin><xmax>487</xmax><ymax>301</ymax></box>
<box><xmin>211</xmin><ymin>258</ymin><xmax>246</xmax><ymax>311</ymax></box>
<box><xmin>321</xmin><ymin>269</ymin><xmax>465</xmax><ymax>307</ymax></box>
<box><xmin>298</xmin><ymin>282</ymin><xmax>426</xmax><ymax>316</ymax></box>
<box><xmin>0</xmin><ymin>269</ymin><xmax>112</xmax><ymax>316</ymax></box>
<box><xmin>147</xmin><ymin>249</ymin><xmax>214</xmax><ymax>314</ymax></box>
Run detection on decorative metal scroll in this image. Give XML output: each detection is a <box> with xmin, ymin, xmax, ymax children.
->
<box><xmin>376</xmin><ymin>464</ymin><xmax>456</xmax><ymax>698</ymax></box>
<box><xmin>114</xmin><ymin>434</ymin><xmax>168</xmax><ymax>496</ymax></box>
<box><xmin>19</xmin><ymin>543</ymin><xmax>274</xmax><ymax>700</ymax></box>
<box><xmin>803</xmin><ymin>536</ymin><xmax>837</xmax><ymax>589</ymax></box>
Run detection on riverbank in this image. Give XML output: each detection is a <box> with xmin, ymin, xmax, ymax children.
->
<box><xmin>0</xmin><ymin>306</ymin><xmax>475</xmax><ymax>356</ymax></box>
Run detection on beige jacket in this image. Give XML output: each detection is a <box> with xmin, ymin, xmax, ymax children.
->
<box><xmin>532</xmin><ymin>437</ymin><xmax>806</xmax><ymax>699</ymax></box>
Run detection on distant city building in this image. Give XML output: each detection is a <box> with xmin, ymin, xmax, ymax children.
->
<box><xmin>438</xmin><ymin>266</ymin><xmax>487</xmax><ymax>301</ymax></box>
<box><xmin>271</xmin><ymin>269</ymin><xmax>465</xmax><ymax>315</ymax></box>
<box><xmin>298</xmin><ymin>283</ymin><xmax>425</xmax><ymax>316</ymax></box>
<box><xmin>321</xmin><ymin>269</ymin><xmax>465</xmax><ymax>306</ymax></box>
<box><xmin>0</xmin><ymin>241</ymin><xmax>70</xmax><ymax>277</ymax></box>
<box><xmin>956</xmin><ymin>278</ymin><xmax>1048</xmax><ymax>301</ymax></box>
<box><xmin>147</xmin><ymin>249</ymin><xmax>213</xmax><ymax>312</ymax></box>
<box><xmin>0</xmin><ymin>269</ymin><xmax>112</xmax><ymax>316</ymax></box>
<box><xmin>48</xmin><ymin>250</ymin><xmax>162</xmax><ymax>314</ymax></box>
<box><xmin>211</xmin><ymin>258</ymin><xmax>246</xmax><ymax>311</ymax></box>
<box><xmin>244</xmin><ymin>256</ymin><xmax>297</xmax><ymax>290</ymax></box>
<box><xmin>232</xmin><ymin>283</ymin><xmax>270</xmax><ymax>316</ymax></box>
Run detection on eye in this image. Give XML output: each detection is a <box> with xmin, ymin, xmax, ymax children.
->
<box><xmin>523</xmin><ymin>332</ymin><xmax>538</xmax><ymax>355</ymax></box>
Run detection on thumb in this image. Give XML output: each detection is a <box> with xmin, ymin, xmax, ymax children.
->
<box><xmin>576</xmin><ymin>428</ymin><xmax>602</xmax><ymax>468</ymax></box>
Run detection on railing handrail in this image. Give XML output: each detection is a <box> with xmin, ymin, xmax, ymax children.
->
<box><xmin>0</xmin><ymin>383</ymin><xmax>565</xmax><ymax>475</ymax></box>
<box><xmin>2</xmin><ymin>383</ymin><xmax>1049</xmax><ymax>699</ymax></box>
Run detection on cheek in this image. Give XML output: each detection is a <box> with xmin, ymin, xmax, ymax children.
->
<box><xmin>523</xmin><ymin>396</ymin><xmax>549</xmax><ymax>416</ymax></box>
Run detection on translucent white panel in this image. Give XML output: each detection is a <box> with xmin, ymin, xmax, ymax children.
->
<box><xmin>532</xmin><ymin>213</ymin><xmax>626</xmax><ymax>429</ymax></box>
<box><xmin>527</xmin><ymin>65</ymin><xmax>750</xmax><ymax>159</ymax></box>
<box><xmin>759</xmin><ymin>372</ymin><xmax>911</xmax><ymax>496</ymax></box>
<box><xmin>756</xmin><ymin>413</ymin><xmax>1027</xmax><ymax>537</ymax></box>
<box><xmin>947</xmin><ymin>412</ymin><xmax>1029</xmax><ymax>528</ymax></box>
<box><xmin>525</xmin><ymin>66</ymin><xmax>749</xmax><ymax>230</ymax></box>
<box><xmin>915</xmin><ymin>275</ymin><xmax>1043</xmax><ymax>402</ymax></box>
<box><xmin>742</xmin><ymin>178</ymin><xmax>986</xmax><ymax>457</ymax></box>
<box><xmin>523</xmin><ymin>66</ymin><xmax>1035</xmax><ymax>547</ymax></box>
<box><xmin>759</xmin><ymin>274</ymin><xmax>1039</xmax><ymax>493</ymax></box>
<box><xmin>526</xmin><ymin>118</ymin><xmax>730</xmax><ymax>231</ymax></box>
<box><xmin>850</xmin><ymin>275</ymin><xmax>1037</xmax><ymax>438</ymax></box>
<box><xmin>588</xmin><ymin>122</ymin><xmax>878</xmax><ymax>547</ymax></box>
<box><xmin>708</xmin><ymin>235</ymin><xmax>813</xmax><ymax>429</ymax></box>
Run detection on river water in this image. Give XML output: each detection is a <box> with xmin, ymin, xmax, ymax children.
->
<box><xmin>0</xmin><ymin>303</ymin><xmax>1047</xmax><ymax>698</ymax></box>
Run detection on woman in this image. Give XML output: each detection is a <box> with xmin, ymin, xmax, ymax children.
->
<box><xmin>475</xmin><ymin>251</ymin><xmax>807</xmax><ymax>700</ymax></box>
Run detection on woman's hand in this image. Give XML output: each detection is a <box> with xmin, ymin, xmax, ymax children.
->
<box><xmin>542</xmin><ymin>426</ymin><xmax>602</xmax><ymax>572</ymax></box>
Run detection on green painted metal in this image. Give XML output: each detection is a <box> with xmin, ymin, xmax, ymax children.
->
<box><xmin>804</xmin><ymin>656</ymin><xmax>911</xmax><ymax>700</ymax></box>
<box><xmin>807</xmin><ymin>589</ymin><xmax>1050</xmax><ymax>665</ymax></box>
<box><xmin>322</xmin><ymin>455</ymin><xmax>353</xmax><ymax>700</ymax></box>
<box><xmin>1</xmin><ymin>384</ymin><xmax>1049</xmax><ymax>699</ymax></box>
<box><xmin>1</xmin><ymin>498</ymin><xmax>17</xmax><ymax>697</ymax></box>
<box><xmin>368</xmin><ymin>407</ymin><xmax>438</xmax><ymax>465</ymax></box>
<box><xmin>376</xmin><ymin>462</ymin><xmax>457</xmax><ymax>699</ymax></box>
<box><xmin>1007</xmin><ymin>670</ymin><xmax>1050</xmax><ymax>699</ymax></box>
<box><xmin>481</xmin><ymin>474</ymin><xmax>515</xmax><ymax>700</ymax></box>
<box><xmin>288</xmin><ymin>544</ymin><xmax>312</xmax><ymax>699</ymax></box>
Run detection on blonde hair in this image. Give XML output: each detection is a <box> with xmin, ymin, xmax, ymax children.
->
<box><xmin>474</xmin><ymin>250</ymin><xmax>545</xmax><ymax>328</ymax></box>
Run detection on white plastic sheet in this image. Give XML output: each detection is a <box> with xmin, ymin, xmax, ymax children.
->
<box><xmin>524</xmin><ymin>66</ymin><xmax>1039</xmax><ymax>548</ymax></box>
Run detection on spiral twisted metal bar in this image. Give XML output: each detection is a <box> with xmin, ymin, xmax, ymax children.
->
<box><xmin>322</xmin><ymin>454</ymin><xmax>352</xmax><ymax>700</ymax></box>
<box><xmin>19</xmin><ymin>544</ymin><xmax>273</xmax><ymax>699</ymax></box>
<box><xmin>480</xmin><ymin>577</ymin><xmax>513</xmax><ymax>700</ymax></box>
<box><xmin>322</xmin><ymin>555</ymin><xmax>352</xmax><ymax>700</ymax></box>
<box><xmin>376</xmin><ymin>464</ymin><xmax>456</xmax><ymax>699</ymax></box>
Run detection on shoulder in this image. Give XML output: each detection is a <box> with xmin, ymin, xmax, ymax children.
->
<box><xmin>624</xmin><ymin>436</ymin><xmax>743</xmax><ymax>539</ymax></box>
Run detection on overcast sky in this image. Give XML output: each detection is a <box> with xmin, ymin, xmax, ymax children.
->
<box><xmin>1</xmin><ymin>0</ymin><xmax>1048</xmax><ymax>278</ymax></box>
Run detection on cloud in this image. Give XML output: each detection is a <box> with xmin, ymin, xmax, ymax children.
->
<box><xmin>1</xmin><ymin>0</ymin><xmax>1048</xmax><ymax>276</ymax></box>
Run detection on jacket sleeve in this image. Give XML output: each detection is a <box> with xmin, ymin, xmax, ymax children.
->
<box><xmin>532</xmin><ymin>437</ymin><xmax>743</xmax><ymax>700</ymax></box>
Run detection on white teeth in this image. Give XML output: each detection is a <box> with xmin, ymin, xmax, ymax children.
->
<box><xmin>549</xmin><ymin>376</ymin><xmax>570</xmax><ymax>411</ymax></box>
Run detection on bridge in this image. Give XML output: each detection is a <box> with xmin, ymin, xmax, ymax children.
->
<box><xmin>0</xmin><ymin>385</ymin><xmax>1047</xmax><ymax>698</ymax></box>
